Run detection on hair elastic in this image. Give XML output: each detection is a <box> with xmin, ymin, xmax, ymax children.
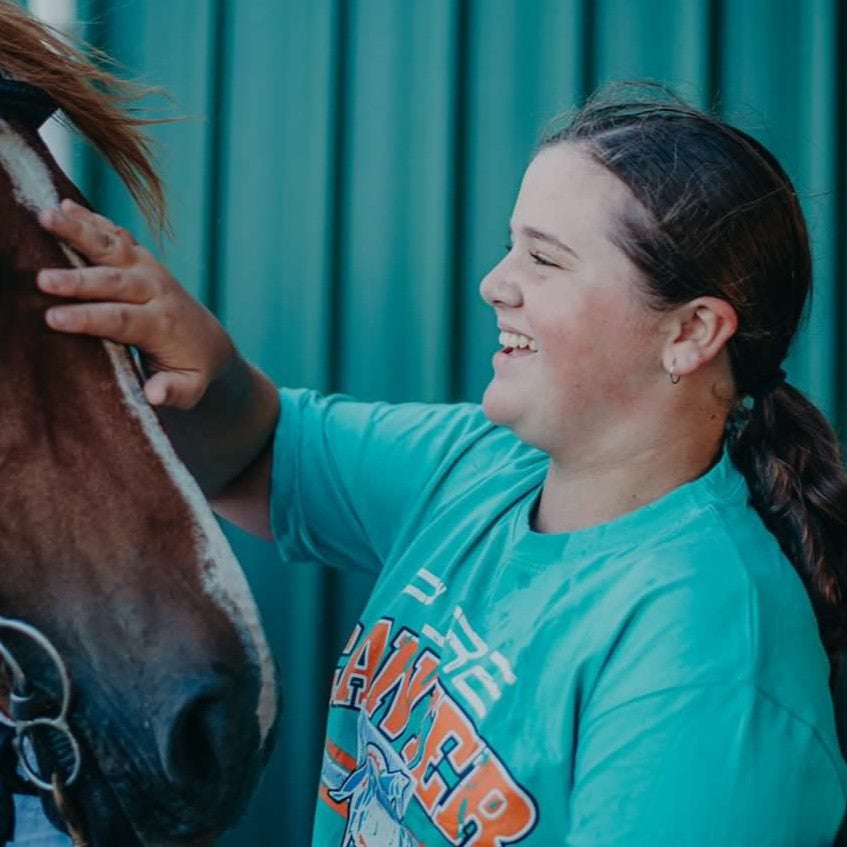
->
<box><xmin>750</xmin><ymin>366</ymin><xmax>787</xmax><ymax>399</ymax></box>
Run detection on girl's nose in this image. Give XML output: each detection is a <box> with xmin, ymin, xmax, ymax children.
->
<box><xmin>479</xmin><ymin>258</ymin><xmax>522</xmax><ymax>308</ymax></box>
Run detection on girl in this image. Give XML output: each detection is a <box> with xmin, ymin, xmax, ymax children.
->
<box><xmin>38</xmin><ymin>90</ymin><xmax>847</xmax><ymax>844</ymax></box>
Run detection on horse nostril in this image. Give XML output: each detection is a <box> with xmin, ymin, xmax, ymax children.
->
<box><xmin>162</xmin><ymin>685</ymin><xmax>242</xmax><ymax>791</ymax></box>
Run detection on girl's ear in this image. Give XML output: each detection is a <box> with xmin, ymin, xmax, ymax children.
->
<box><xmin>661</xmin><ymin>297</ymin><xmax>738</xmax><ymax>377</ymax></box>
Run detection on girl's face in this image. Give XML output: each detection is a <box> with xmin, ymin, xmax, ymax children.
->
<box><xmin>479</xmin><ymin>143</ymin><xmax>667</xmax><ymax>460</ymax></box>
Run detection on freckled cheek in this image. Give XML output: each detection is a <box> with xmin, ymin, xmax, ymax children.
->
<box><xmin>534</xmin><ymin>296</ymin><xmax>646</xmax><ymax>403</ymax></box>
<box><xmin>534</xmin><ymin>323</ymin><xmax>597</xmax><ymax>408</ymax></box>
<box><xmin>534</xmin><ymin>297</ymin><xmax>608</xmax><ymax>371</ymax></box>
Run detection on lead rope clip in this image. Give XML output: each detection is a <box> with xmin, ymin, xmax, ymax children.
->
<box><xmin>51</xmin><ymin>773</ymin><xmax>88</xmax><ymax>847</ymax></box>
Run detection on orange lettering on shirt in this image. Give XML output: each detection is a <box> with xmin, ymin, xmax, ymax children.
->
<box><xmin>363</xmin><ymin>628</ymin><xmax>419</xmax><ymax>719</ymax></box>
<box><xmin>434</xmin><ymin>752</ymin><xmax>537</xmax><ymax>846</ymax></box>
<box><xmin>331</xmin><ymin>619</ymin><xmax>391</xmax><ymax>708</ymax></box>
<box><xmin>405</xmin><ymin>686</ymin><xmax>484</xmax><ymax>815</ymax></box>
<box><xmin>369</xmin><ymin>643</ymin><xmax>439</xmax><ymax>739</ymax></box>
<box><xmin>330</xmin><ymin>622</ymin><xmax>362</xmax><ymax>704</ymax></box>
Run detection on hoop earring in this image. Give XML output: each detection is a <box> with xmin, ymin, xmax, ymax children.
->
<box><xmin>669</xmin><ymin>361</ymin><xmax>681</xmax><ymax>385</ymax></box>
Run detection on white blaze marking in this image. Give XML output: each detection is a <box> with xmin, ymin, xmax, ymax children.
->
<box><xmin>0</xmin><ymin>119</ymin><xmax>60</xmax><ymax>212</ymax></box>
<box><xmin>100</xmin><ymin>342</ymin><xmax>278</xmax><ymax>743</ymax></box>
<box><xmin>0</xmin><ymin>119</ymin><xmax>278</xmax><ymax>743</ymax></box>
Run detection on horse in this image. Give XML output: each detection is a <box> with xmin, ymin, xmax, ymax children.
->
<box><xmin>0</xmin><ymin>3</ymin><xmax>280</xmax><ymax>844</ymax></box>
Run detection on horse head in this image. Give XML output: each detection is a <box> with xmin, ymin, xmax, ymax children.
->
<box><xmin>0</xmin><ymin>4</ymin><xmax>279</xmax><ymax>844</ymax></box>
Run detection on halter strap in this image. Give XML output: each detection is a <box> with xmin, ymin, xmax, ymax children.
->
<box><xmin>0</xmin><ymin>79</ymin><xmax>58</xmax><ymax>129</ymax></box>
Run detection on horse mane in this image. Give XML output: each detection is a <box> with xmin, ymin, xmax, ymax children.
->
<box><xmin>0</xmin><ymin>0</ymin><xmax>167</xmax><ymax>234</ymax></box>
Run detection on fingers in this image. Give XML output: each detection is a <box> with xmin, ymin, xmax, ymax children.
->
<box><xmin>39</xmin><ymin>199</ymin><xmax>136</xmax><ymax>266</ymax></box>
<box><xmin>37</xmin><ymin>266</ymin><xmax>151</xmax><ymax>304</ymax></box>
<box><xmin>144</xmin><ymin>371</ymin><xmax>205</xmax><ymax>410</ymax></box>
<box><xmin>37</xmin><ymin>202</ymin><xmax>224</xmax><ymax>412</ymax></box>
<box><xmin>45</xmin><ymin>302</ymin><xmax>152</xmax><ymax>347</ymax></box>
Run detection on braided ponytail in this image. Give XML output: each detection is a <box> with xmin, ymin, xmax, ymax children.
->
<box><xmin>728</xmin><ymin>385</ymin><xmax>847</xmax><ymax>673</ymax></box>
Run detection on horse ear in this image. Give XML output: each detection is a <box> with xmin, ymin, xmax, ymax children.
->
<box><xmin>0</xmin><ymin>1</ymin><xmax>168</xmax><ymax>236</ymax></box>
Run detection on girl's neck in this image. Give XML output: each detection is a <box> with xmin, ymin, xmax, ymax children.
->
<box><xmin>533</xmin><ymin>426</ymin><xmax>725</xmax><ymax>535</ymax></box>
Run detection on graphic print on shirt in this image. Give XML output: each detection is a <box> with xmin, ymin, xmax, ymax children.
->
<box><xmin>323</xmin><ymin>712</ymin><xmax>417</xmax><ymax>847</ymax></box>
<box><xmin>320</xmin><ymin>570</ymin><xmax>539</xmax><ymax>847</ymax></box>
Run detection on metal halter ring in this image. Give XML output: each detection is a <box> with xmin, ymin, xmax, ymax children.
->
<box><xmin>14</xmin><ymin>717</ymin><xmax>82</xmax><ymax>791</ymax></box>
<box><xmin>0</xmin><ymin>616</ymin><xmax>81</xmax><ymax>790</ymax></box>
<box><xmin>0</xmin><ymin>642</ymin><xmax>26</xmax><ymax>715</ymax></box>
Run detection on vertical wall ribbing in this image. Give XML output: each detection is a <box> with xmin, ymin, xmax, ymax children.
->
<box><xmin>448</xmin><ymin>0</ymin><xmax>470</xmax><ymax>402</ymax></box>
<box><xmin>326</xmin><ymin>0</ymin><xmax>351</xmax><ymax>395</ymax></box>
<box><xmin>707</xmin><ymin>0</ymin><xmax>723</xmax><ymax>111</ymax></box>
<box><xmin>580</xmin><ymin>0</ymin><xmax>596</xmax><ymax>103</ymax></box>
<box><xmin>202</xmin><ymin>0</ymin><xmax>228</xmax><ymax>316</ymax></box>
<box><xmin>77</xmin><ymin>0</ymin><xmax>107</xmax><ymax>210</ymax></box>
<box><xmin>835</xmin><ymin>0</ymin><xmax>846</xmax><ymax>439</ymax></box>
<box><xmin>321</xmin><ymin>0</ymin><xmax>354</xmax><ymax>740</ymax></box>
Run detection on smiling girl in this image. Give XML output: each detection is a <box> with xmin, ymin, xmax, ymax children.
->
<box><xmin>37</xmin><ymin>89</ymin><xmax>847</xmax><ymax>844</ymax></box>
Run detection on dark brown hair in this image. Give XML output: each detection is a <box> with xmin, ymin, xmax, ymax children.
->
<box><xmin>0</xmin><ymin>0</ymin><xmax>166</xmax><ymax>233</ymax></box>
<box><xmin>539</xmin><ymin>84</ymin><xmax>847</xmax><ymax>676</ymax></box>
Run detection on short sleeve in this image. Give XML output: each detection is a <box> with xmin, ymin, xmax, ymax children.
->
<box><xmin>269</xmin><ymin>388</ymin><xmax>497</xmax><ymax>573</ymax></box>
<box><xmin>566</xmin><ymin>683</ymin><xmax>847</xmax><ymax>845</ymax></box>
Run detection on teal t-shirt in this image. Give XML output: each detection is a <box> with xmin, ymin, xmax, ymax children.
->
<box><xmin>270</xmin><ymin>389</ymin><xmax>847</xmax><ymax>845</ymax></box>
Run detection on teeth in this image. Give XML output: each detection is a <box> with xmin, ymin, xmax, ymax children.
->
<box><xmin>498</xmin><ymin>331</ymin><xmax>537</xmax><ymax>351</ymax></box>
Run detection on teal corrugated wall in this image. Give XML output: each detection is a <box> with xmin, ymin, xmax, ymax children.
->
<box><xmin>66</xmin><ymin>1</ymin><xmax>847</xmax><ymax>844</ymax></box>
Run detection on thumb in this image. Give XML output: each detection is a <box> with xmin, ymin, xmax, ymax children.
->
<box><xmin>143</xmin><ymin>370</ymin><xmax>205</xmax><ymax>410</ymax></box>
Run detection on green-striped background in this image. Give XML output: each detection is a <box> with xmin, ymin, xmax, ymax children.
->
<box><xmin>31</xmin><ymin>1</ymin><xmax>847</xmax><ymax>843</ymax></box>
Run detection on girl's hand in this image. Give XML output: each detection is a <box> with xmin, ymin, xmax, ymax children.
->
<box><xmin>37</xmin><ymin>199</ymin><xmax>233</xmax><ymax>410</ymax></box>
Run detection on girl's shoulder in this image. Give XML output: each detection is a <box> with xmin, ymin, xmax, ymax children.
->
<box><xmin>589</xmin><ymin>501</ymin><xmax>837</xmax><ymax>747</ymax></box>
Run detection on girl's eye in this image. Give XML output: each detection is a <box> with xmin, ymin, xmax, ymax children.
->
<box><xmin>504</xmin><ymin>241</ymin><xmax>513</xmax><ymax>255</ymax></box>
<box><xmin>530</xmin><ymin>252</ymin><xmax>558</xmax><ymax>268</ymax></box>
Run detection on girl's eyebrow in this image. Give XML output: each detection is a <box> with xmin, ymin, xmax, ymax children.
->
<box><xmin>514</xmin><ymin>224</ymin><xmax>581</xmax><ymax>260</ymax></box>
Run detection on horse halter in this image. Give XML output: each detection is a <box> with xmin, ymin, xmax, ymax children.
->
<box><xmin>0</xmin><ymin>79</ymin><xmax>58</xmax><ymax>129</ymax></box>
<box><xmin>0</xmin><ymin>617</ymin><xmax>89</xmax><ymax>846</ymax></box>
<box><xmin>0</xmin><ymin>83</ymin><xmax>79</xmax><ymax>795</ymax></box>
<box><xmin>0</xmin><ymin>81</ymin><xmax>87</xmax><ymax>844</ymax></box>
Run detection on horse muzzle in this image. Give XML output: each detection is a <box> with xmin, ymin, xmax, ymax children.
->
<box><xmin>0</xmin><ymin>616</ymin><xmax>278</xmax><ymax>846</ymax></box>
<box><xmin>80</xmin><ymin>666</ymin><xmax>272</xmax><ymax>843</ymax></box>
